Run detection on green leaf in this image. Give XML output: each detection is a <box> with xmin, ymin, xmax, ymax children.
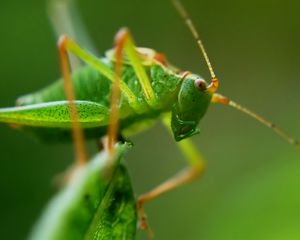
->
<box><xmin>28</xmin><ymin>142</ymin><xmax>137</xmax><ymax>240</ymax></box>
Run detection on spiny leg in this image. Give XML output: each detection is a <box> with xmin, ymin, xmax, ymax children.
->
<box><xmin>106</xmin><ymin>30</ymin><xmax>126</xmax><ymax>156</ymax></box>
<box><xmin>112</xmin><ymin>29</ymin><xmax>170</xmax><ymax>237</ymax></box>
<box><xmin>102</xmin><ymin>28</ymin><xmax>152</xmax><ymax>155</ymax></box>
<box><xmin>49</xmin><ymin>0</ymin><xmax>115</xmax><ymax>155</ymax></box>
<box><xmin>137</xmin><ymin>118</ymin><xmax>206</xmax><ymax>234</ymax></box>
<box><xmin>58</xmin><ymin>38</ymin><xmax>87</xmax><ymax>165</ymax></box>
<box><xmin>49</xmin><ymin>0</ymin><xmax>124</xmax><ymax>152</ymax></box>
<box><xmin>114</xmin><ymin>28</ymin><xmax>158</xmax><ymax>108</ymax></box>
<box><xmin>106</xmin><ymin>33</ymin><xmax>155</xmax><ymax>237</ymax></box>
<box><xmin>57</xmin><ymin>35</ymin><xmax>141</xmax><ymax>111</ymax></box>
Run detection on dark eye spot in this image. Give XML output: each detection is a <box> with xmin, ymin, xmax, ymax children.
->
<box><xmin>195</xmin><ymin>79</ymin><xmax>207</xmax><ymax>91</ymax></box>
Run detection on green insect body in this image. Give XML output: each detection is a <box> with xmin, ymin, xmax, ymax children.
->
<box><xmin>0</xmin><ymin>50</ymin><xmax>212</xmax><ymax>142</ymax></box>
<box><xmin>29</xmin><ymin>142</ymin><xmax>137</xmax><ymax>240</ymax></box>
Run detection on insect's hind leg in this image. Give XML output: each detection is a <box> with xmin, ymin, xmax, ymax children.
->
<box><xmin>57</xmin><ymin>35</ymin><xmax>141</xmax><ymax>110</ymax></box>
<box><xmin>106</xmin><ymin>27</ymin><xmax>145</xmax><ymax>155</ymax></box>
<box><xmin>137</xmin><ymin>120</ymin><xmax>205</xmax><ymax>234</ymax></box>
<box><xmin>113</xmin><ymin>28</ymin><xmax>158</xmax><ymax>108</ymax></box>
<box><xmin>106</xmin><ymin>31</ymin><xmax>125</xmax><ymax>155</ymax></box>
<box><xmin>58</xmin><ymin>36</ymin><xmax>88</xmax><ymax>165</ymax></box>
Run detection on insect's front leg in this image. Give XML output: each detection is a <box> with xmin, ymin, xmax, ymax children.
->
<box><xmin>137</xmin><ymin>117</ymin><xmax>206</xmax><ymax>236</ymax></box>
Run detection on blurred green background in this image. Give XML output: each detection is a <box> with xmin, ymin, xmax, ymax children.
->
<box><xmin>0</xmin><ymin>0</ymin><xmax>300</xmax><ymax>239</ymax></box>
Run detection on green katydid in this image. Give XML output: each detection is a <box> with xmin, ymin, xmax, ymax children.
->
<box><xmin>0</xmin><ymin>0</ymin><xmax>299</xmax><ymax>237</ymax></box>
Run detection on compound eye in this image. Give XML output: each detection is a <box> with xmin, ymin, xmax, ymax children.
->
<box><xmin>195</xmin><ymin>79</ymin><xmax>207</xmax><ymax>91</ymax></box>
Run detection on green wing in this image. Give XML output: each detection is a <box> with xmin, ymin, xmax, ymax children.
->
<box><xmin>0</xmin><ymin>100</ymin><xmax>111</xmax><ymax>142</ymax></box>
<box><xmin>0</xmin><ymin>100</ymin><xmax>109</xmax><ymax>128</ymax></box>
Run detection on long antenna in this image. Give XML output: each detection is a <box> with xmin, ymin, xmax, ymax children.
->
<box><xmin>172</xmin><ymin>0</ymin><xmax>300</xmax><ymax>148</ymax></box>
<box><xmin>229</xmin><ymin>101</ymin><xmax>300</xmax><ymax>147</ymax></box>
<box><xmin>172</xmin><ymin>0</ymin><xmax>216</xmax><ymax>81</ymax></box>
<box><xmin>212</xmin><ymin>93</ymin><xmax>300</xmax><ymax>148</ymax></box>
